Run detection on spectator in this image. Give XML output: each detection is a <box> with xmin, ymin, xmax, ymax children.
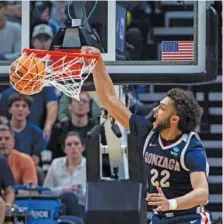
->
<box><xmin>48</xmin><ymin>91</ymin><xmax>100</xmax><ymax>159</ymax></box>
<box><xmin>0</xmin><ymin>124</ymin><xmax>37</xmax><ymax>185</ymax></box>
<box><xmin>44</xmin><ymin>131</ymin><xmax>86</xmax><ymax>216</ymax></box>
<box><xmin>0</xmin><ymin>197</ymin><xmax>5</xmax><ymax>224</ymax></box>
<box><xmin>7</xmin><ymin>93</ymin><xmax>47</xmax><ymax>166</ymax></box>
<box><xmin>5</xmin><ymin>1</ymin><xmax>21</xmax><ymax>23</ymax></box>
<box><xmin>0</xmin><ymin>86</ymin><xmax>58</xmax><ymax>140</ymax></box>
<box><xmin>0</xmin><ymin>156</ymin><xmax>15</xmax><ymax>206</ymax></box>
<box><xmin>31</xmin><ymin>23</ymin><xmax>54</xmax><ymax>50</ymax></box>
<box><xmin>58</xmin><ymin>93</ymin><xmax>101</xmax><ymax>122</ymax></box>
<box><xmin>0</xmin><ymin>1</ymin><xmax>21</xmax><ymax>60</ymax></box>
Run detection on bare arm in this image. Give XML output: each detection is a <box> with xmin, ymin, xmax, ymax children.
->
<box><xmin>45</xmin><ymin>101</ymin><xmax>58</xmax><ymax>128</ymax></box>
<box><xmin>175</xmin><ymin>172</ymin><xmax>209</xmax><ymax>210</ymax></box>
<box><xmin>81</xmin><ymin>47</ymin><xmax>132</xmax><ymax>130</ymax></box>
<box><xmin>44</xmin><ymin>101</ymin><xmax>58</xmax><ymax>138</ymax></box>
<box><xmin>4</xmin><ymin>186</ymin><xmax>15</xmax><ymax>205</ymax></box>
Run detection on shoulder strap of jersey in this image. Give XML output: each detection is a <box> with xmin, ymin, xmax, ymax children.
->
<box><xmin>143</xmin><ymin>130</ymin><xmax>155</xmax><ymax>156</ymax></box>
<box><xmin>180</xmin><ymin>131</ymin><xmax>201</xmax><ymax>171</ymax></box>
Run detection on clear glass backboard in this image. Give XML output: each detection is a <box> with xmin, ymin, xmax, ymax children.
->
<box><xmin>0</xmin><ymin>0</ymin><xmax>219</xmax><ymax>85</ymax></box>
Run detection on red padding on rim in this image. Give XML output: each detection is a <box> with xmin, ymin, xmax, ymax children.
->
<box><xmin>23</xmin><ymin>48</ymin><xmax>100</xmax><ymax>62</ymax></box>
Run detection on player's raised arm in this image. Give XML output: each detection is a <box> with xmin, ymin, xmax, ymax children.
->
<box><xmin>81</xmin><ymin>46</ymin><xmax>132</xmax><ymax>130</ymax></box>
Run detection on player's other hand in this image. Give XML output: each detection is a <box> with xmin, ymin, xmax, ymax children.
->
<box><xmin>146</xmin><ymin>186</ymin><xmax>170</xmax><ymax>211</ymax></box>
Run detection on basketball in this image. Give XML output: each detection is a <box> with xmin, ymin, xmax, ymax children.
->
<box><xmin>9</xmin><ymin>55</ymin><xmax>47</xmax><ymax>95</ymax></box>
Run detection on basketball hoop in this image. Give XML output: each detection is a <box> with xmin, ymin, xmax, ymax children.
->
<box><xmin>9</xmin><ymin>48</ymin><xmax>99</xmax><ymax>100</ymax></box>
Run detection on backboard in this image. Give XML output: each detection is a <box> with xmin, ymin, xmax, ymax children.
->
<box><xmin>0</xmin><ymin>0</ymin><xmax>218</xmax><ymax>86</ymax></box>
<box><xmin>82</xmin><ymin>0</ymin><xmax>219</xmax><ymax>85</ymax></box>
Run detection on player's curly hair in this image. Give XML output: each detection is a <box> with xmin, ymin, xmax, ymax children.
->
<box><xmin>167</xmin><ymin>88</ymin><xmax>202</xmax><ymax>133</ymax></box>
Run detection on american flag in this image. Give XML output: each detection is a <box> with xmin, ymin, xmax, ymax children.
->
<box><xmin>161</xmin><ymin>41</ymin><xmax>194</xmax><ymax>62</ymax></box>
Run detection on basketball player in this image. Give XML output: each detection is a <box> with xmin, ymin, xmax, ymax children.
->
<box><xmin>81</xmin><ymin>46</ymin><xmax>211</xmax><ymax>224</ymax></box>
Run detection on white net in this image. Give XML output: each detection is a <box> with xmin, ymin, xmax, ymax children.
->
<box><xmin>9</xmin><ymin>51</ymin><xmax>98</xmax><ymax>100</ymax></box>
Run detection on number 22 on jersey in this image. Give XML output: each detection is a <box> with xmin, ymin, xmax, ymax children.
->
<box><xmin>150</xmin><ymin>168</ymin><xmax>170</xmax><ymax>187</ymax></box>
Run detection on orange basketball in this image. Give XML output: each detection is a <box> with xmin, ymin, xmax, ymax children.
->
<box><xmin>9</xmin><ymin>55</ymin><xmax>47</xmax><ymax>95</ymax></box>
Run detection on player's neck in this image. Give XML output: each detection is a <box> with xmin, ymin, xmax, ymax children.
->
<box><xmin>160</xmin><ymin>128</ymin><xmax>182</xmax><ymax>141</ymax></box>
<box><xmin>71</xmin><ymin>114</ymin><xmax>88</xmax><ymax>127</ymax></box>
<box><xmin>10</xmin><ymin>118</ymin><xmax>26</xmax><ymax>132</ymax></box>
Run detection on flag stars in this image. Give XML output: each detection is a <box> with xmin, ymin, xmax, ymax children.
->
<box><xmin>162</xmin><ymin>41</ymin><xmax>178</xmax><ymax>52</ymax></box>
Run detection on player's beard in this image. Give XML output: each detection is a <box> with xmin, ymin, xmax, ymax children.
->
<box><xmin>153</xmin><ymin>117</ymin><xmax>171</xmax><ymax>133</ymax></box>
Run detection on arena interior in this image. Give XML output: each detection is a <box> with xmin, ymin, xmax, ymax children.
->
<box><xmin>0</xmin><ymin>1</ymin><xmax>222</xmax><ymax>224</ymax></box>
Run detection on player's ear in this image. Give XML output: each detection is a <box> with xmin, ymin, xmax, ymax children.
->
<box><xmin>171</xmin><ymin>115</ymin><xmax>180</xmax><ymax>125</ymax></box>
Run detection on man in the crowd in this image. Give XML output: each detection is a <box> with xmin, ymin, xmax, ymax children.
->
<box><xmin>7</xmin><ymin>93</ymin><xmax>47</xmax><ymax>167</ymax></box>
<box><xmin>0</xmin><ymin>124</ymin><xmax>37</xmax><ymax>185</ymax></box>
<box><xmin>31</xmin><ymin>23</ymin><xmax>54</xmax><ymax>50</ymax></box>
<box><xmin>48</xmin><ymin>91</ymin><xmax>102</xmax><ymax>159</ymax></box>
<box><xmin>58</xmin><ymin>93</ymin><xmax>101</xmax><ymax>122</ymax></box>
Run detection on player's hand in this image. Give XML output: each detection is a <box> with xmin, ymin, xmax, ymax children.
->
<box><xmin>81</xmin><ymin>46</ymin><xmax>101</xmax><ymax>55</ymax></box>
<box><xmin>146</xmin><ymin>186</ymin><xmax>170</xmax><ymax>211</ymax></box>
<box><xmin>81</xmin><ymin>46</ymin><xmax>103</xmax><ymax>68</ymax></box>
